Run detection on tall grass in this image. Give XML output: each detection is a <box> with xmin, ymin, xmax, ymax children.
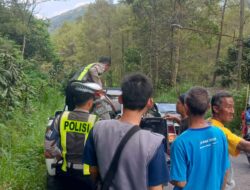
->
<box><xmin>0</xmin><ymin>87</ymin><xmax>64</xmax><ymax>190</ymax></box>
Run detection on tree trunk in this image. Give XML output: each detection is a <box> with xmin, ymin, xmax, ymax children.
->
<box><xmin>237</xmin><ymin>0</ymin><xmax>244</xmax><ymax>89</ymax></box>
<box><xmin>170</xmin><ymin>0</ymin><xmax>181</xmax><ymax>87</ymax></box>
<box><xmin>22</xmin><ymin>35</ymin><xmax>26</xmax><ymax>58</ymax></box>
<box><xmin>121</xmin><ymin>32</ymin><xmax>125</xmax><ymax>78</ymax></box>
<box><xmin>107</xmin><ymin>5</ymin><xmax>113</xmax><ymax>87</ymax></box>
<box><xmin>149</xmin><ymin>21</ymin><xmax>153</xmax><ymax>79</ymax></box>
<box><xmin>174</xmin><ymin>28</ymin><xmax>180</xmax><ymax>88</ymax></box>
<box><xmin>211</xmin><ymin>0</ymin><xmax>227</xmax><ymax>86</ymax></box>
<box><xmin>169</xmin><ymin>26</ymin><xmax>174</xmax><ymax>86</ymax></box>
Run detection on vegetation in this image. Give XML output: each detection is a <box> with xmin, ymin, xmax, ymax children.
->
<box><xmin>0</xmin><ymin>0</ymin><xmax>250</xmax><ymax>189</ymax></box>
<box><xmin>0</xmin><ymin>88</ymin><xmax>63</xmax><ymax>190</ymax></box>
<box><xmin>52</xmin><ymin>0</ymin><xmax>250</xmax><ymax>89</ymax></box>
<box><xmin>0</xmin><ymin>1</ymin><xmax>63</xmax><ymax>188</ymax></box>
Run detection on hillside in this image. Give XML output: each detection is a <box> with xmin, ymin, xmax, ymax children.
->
<box><xmin>49</xmin><ymin>5</ymin><xmax>88</xmax><ymax>33</ymax></box>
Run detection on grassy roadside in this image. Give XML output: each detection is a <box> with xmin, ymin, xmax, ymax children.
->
<box><xmin>0</xmin><ymin>87</ymin><xmax>64</xmax><ymax>190</ymax></box>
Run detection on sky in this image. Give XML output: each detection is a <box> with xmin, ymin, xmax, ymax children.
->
<box><xmin>35</xmin><ymin>0</ymin><xmax>118</xmax><ymax>19</ymax></box>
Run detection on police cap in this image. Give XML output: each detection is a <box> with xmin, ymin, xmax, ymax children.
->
<box><xmin>70</xmin><ymin>82</ymin><xmax>102</xmax><ymax>95</ymax></box>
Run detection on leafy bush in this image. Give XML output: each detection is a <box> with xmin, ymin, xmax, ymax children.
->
<box><xmin>0</xmin><ymin>87</ymin><xmax>64</xmax><ymax>190</ymax></box>
<box><xmin>0</xmin><ymin>37</ymin><xmax>24</xmax><ymax>117</ymax></box>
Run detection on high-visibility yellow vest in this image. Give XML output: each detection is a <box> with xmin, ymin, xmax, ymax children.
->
<box><xmin>59</xmin><ymin>111</ymin><xmax>97</xmax><ymax>175</ymax></box>
<box><xmin>77</xmin><ymin>63</ymin><xmax>95</xmax><ymax>81</ymax></box>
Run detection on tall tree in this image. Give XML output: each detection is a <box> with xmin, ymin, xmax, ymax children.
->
<box><xmin>237</xmin><ymin>0</ymin><xmax>245</xmax><ymax>89</ymax></box>
<box><xmin>211</xmin><ymin>0</ymin><xmax>228</xmax><ymax>86</ymax></box>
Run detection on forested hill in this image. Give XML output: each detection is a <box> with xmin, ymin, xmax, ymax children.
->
<box><xmin>49</xmin><ymin>5</ymin><xmax>88</xmax><ymax>33</ymax></box>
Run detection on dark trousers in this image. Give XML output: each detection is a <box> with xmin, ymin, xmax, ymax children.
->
<box><xmin>47</xmin><ymin>169</ymin><xmax>95</xmax><ymax>190</ymax></box>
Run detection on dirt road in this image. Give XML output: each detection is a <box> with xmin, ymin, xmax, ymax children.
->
<box><xmin>165</xmin><ymin>153</ymin><xmax>250</xmax><ymax>190</ymax></box>
<box><xmin>232</xmin><ymin>153</ymin><xmax>250</xmax><ymax>190</ymax></box>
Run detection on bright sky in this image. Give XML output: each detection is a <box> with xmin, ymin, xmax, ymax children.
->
<box><xmin>35</xmin><ymin>0</ymin><xmax>96</xmax><ymax>19</ymax></box>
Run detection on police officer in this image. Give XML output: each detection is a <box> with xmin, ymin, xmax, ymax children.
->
<box><xmin>45</xmin><ymin>82</ymin><xmax>101</xmax><ymax>190</ymax></box>
<box><xmin>65</xmin><ymin>56</ymin><xmax>111</xmax><ymax>111</ymax></box>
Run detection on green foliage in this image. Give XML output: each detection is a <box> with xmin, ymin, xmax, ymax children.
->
<box><xmin>24</xmin><ymin>19</ymin><xmax>57</xmax><ymax>62</ymax></box>
<box><xmin>52</xmin><ymin>0</ymin><xmax>225</xmax><ymax>87</ymax></box>
<box><xmin>0</xmin><ymin>1</ymin><xmax>59</xmax><ymax>118</ymax></box>
<box><xmin>0</xmin><ymin>37</ymin><xmax>24</xmax><ymax>116</ymax></box>
<box><xmin>0</xmin><ymin>1</ymin><xmax>57</xmax><ymax>62</ymax></box>
<box><xmin>0</xmin><ymin>87</ymin><xmax>64</xmax><ymax>190</ymax></box>
<box><xmin>226</xmin><ymin>87</ymin><xmax>247</xmax><ymax>135</ymax></box>
<box><xmin>124</xmin><ymin>48</ymin><xmax>141</xmax><ymax>72</ymax></box>
<box><xmin>216</xmin><ymin>37</ymin><xmax>250</xmax><ymax>87</ymax></box>
<box><xmin>0</xmin><ymin>0</ymin><xmax>249</xmax><ymax>188</ymax></box>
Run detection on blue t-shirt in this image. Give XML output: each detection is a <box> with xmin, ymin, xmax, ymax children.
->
<box><xmin>83</xmin><ymin>129</ymin><xmax>169</xmax><ymax>186</ymax></box>
<box><xmin>170</xmin><ymin>126</ymin><xmax>230</xmax><ymax>190</ymax></box>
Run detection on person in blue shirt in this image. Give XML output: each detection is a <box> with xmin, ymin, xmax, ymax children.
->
<box><xmin>83</xmin><ymin>73</ymin><xmax>169</xmax><ymax>190</ymax></box>
<box><xmin>170</xmin><ymin>87</ymin><xmax>230</xmax><ymax>190</ymax></box>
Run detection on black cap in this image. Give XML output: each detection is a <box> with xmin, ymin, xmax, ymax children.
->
<box><xmin>99</xmin><ymin>56</ymin><xmax>111</xmax><ymax>65</ymax></box>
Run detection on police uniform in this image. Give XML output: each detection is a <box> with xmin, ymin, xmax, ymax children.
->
<box><xmin>45</xmin><ymin>109</ymin><xmax>98</xmax><ymax>190</ymax></box>
<box><xmin>70</xmin><ymin>63</ymin><xmax>105</xmax><ymax>88</ymax></box>
<box><xmin>66</xmin><ymin>63</ymin><xmax>105</xmax><ymax>111</ymax></box>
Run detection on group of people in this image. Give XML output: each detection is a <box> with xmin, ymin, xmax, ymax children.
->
<box><xmin>44</xmin><ymin>57</ymin><xmax>250</xmax><ymax>190</ymax></box>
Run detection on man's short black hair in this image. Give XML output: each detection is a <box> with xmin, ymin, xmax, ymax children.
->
<box><xmin>72</xmin><ymin>92</ymin><xmax>94</xmax><ymax>106</ymax></box>
<box><xmin>185</xmin><ymin>87</ymin><xmax>210</xmax><ymax>116</ymax></box>
<box><xmin>99</xmin><ymin>56</ymin><xmax>111</xmax><ymax>65</ymax></box>
<box><xmin>211</xmin><ymin>91</ymin><xmax>232</xmax><ymax>114</ymax></box>
<box><xmin>121</xmin><ymin>73</ymin><xmax>153</xmax><ymax>110</ymax></box>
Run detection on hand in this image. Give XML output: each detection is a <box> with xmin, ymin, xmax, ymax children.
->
<box><xmin>163</xmin><ymin>114</ymin><xmax>176</xmax><ymax>121</ymax></box>
<box><xmin>163</xmin><ymin>114</ymin><xmax>181</xmax><ymax>124</ymax></box>
<box><xmin>44</xmin><ymin>151</ymin><xmax>53</xmax><ymax>158</ymax></box>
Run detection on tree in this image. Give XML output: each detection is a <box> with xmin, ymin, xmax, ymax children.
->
<box><xmin>216</xmin><ymin>37</ymin><xmax>250</xmax><ymax>87</ymax></box>
<box><xmin>211</xmin><ymin>0</ymin><xmax>228</xmax><ymax>86</ymax></box>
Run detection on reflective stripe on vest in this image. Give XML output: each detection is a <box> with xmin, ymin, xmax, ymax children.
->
<box><xmin>59</xmin><ymin>111</ymin><xmax>97</xmax><ymax>174</ymax></box>
<box><xmin>77</xmin><ymin>63</ymin><xmax>95</xmax><ymax>81</ymax></box>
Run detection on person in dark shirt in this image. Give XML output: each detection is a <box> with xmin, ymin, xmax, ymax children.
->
<box><xmin>164</xmin><ymin>94</ymin><xmax>188</xmax><ymax>134</ymax></box>
<box><xmin>83</xmin><ymin>73</ymin><xmax>169</xmax><ymax>190</ymax></box>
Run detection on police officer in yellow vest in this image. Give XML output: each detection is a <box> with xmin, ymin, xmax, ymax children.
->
<box><xmin>45</xmin><ymin>82</ymin><xmax>101</xmax><ymax>190</ymax></box>
<box><xmin>66</xmin><ymin>56</ymin><xmax>111</xmax><ymax>111</ymax></box>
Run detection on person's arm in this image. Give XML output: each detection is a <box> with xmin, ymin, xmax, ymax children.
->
<box><xmin>236</xmin><ymin>139</ymin><xmax>250</xmax><ymax>153</ymax></box>
<box><xmin>164</xmin><ymin>114</ymin><xmax>181</xmax><ymax>124</ymax></box>
<box><xmin>89</xmin><ymin>66</ymin><xmax>103</xmax><ymax>87</ymax></box>
<box><xmin>170</xmin><ymin>181</ymin><xmax>186</xmax><ymax>188</ymax></box>
<box><xmin>147</xmin><ymin>141</ymin><xmax>169</xmax><ymax>189</ymax></box>
<box><xmin>170</xmin><ymin>139</ymin><xmax>187</xmax><ymax>188</ymax></box>
<box><xmin>148</xmin><ymin>185</ymin><xmax>163</xmax><ymax>190</ymax></box>
<box><xmin>221</xmin><ymin>127</ymin><xmax>241</xmax><ymax>156</ymax></box>
<box><xmin>221</xmin><ymin>169</ymin><xmax>229</xmax><ymax>190</ymax></box>
<box><xmin>44</xmin><ymin>116</ymin><xmax>61</xmax><ymax>159</ymax></box>
<box><xmin>90</xmin><ymin>166</ymin><xmax>100</xmax><ymax>183</ymax></box>
<box><xmin>221</xmin><ymin>131</ymin><xmax>230</xmax><ymax>190</ymax></box>
<box><xmin>83</xmin><ymin>129</ymin><xmax>99</xmax><ymax>178</ymax></box>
